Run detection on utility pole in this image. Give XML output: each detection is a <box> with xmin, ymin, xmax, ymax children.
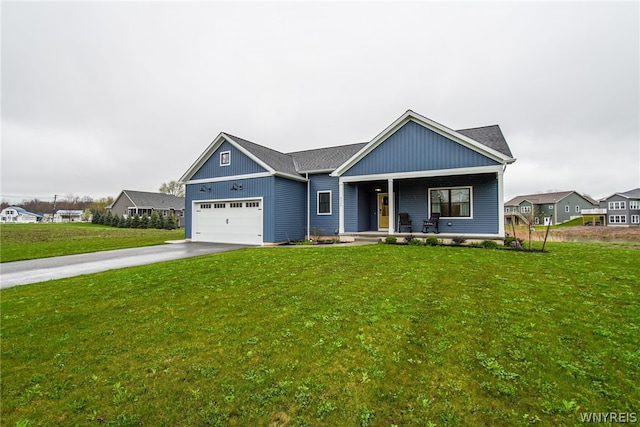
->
<box><xmin>52</xmin><ymin>195</ymin><xmax>57</xmax><ymax>223</ymax></box>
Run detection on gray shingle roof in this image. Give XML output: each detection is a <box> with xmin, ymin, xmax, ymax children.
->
<box><xmin>123</xmin><ymin>190</ymin><xmax>185</xmax><ymax>210</ymax></box>
<box><xmin>505</xmin><ymin>191</ymin><xmax>576</xmax><ymax>206</ymax></box>
<box><xmin>225</xmin><ymin>134</ymin><xmax>300</xmax><ymax>177</ymax></box>
<box><xmin>617</xmin><ymin>188</ymin><xmax>640</xmax><ymax>199</ymax></box>
<box><xmin>221</xmin><ymin>122</ymin><xmax>513</xmax><ymax>178</ymax></box>
<box><xmin>456</xmin><ymin>125</ymin><xmax>513</xmax><ymax>158</ymax></box>
<box><xmin>289</xmin><ymin>143</ymin><xmax>368</xmax><ymax>172</ymax></box>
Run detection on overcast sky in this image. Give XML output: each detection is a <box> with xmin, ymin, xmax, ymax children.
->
<box><xmin>2</xmin><ymin>1</ymin><xmax>639</xmax><ymax>204</ymax></box>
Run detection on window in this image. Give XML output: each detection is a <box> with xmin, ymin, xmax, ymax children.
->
<box><xmin>549</xmin><ymin>205</ymin><xmax>554</xmax><ymax>210</ymax></box>
<box><xmin>430</xmin><ymin>187</ymin><xmax>471</xmax><ymax>217</ymax></box>
<box><xmin>214</xmin><ymin>203</ymin><xmax>226</xmax><ymax>209</ymax></box>
<box><xmin>200</xmin><ymin>203</ymin><xmax>212</xmax><ymax>209</ymax></box>
<box><xmin>565</xmin><ymin>205</ymin><xmax>570</xmax><ymax>213</ymax></box>
<box><xmin>246</xmin><ymin>201</ymin><xmax>260</xmax><ymax>208</ymax></box>
<box><xmin>534</xmin><ymin>217</ymin><xmax>540</xmax><ymax>225</ymax></box>
<box><xmin>317</xmin><ymin>191</ymin><xmax>332</xmax><ymax>215</ymax></box>
<box><xmin>630</xmin><ymin>201</ymin><xmax>640</xmax><ymax>210</ymax></box>
<box><xmin>230</xmin><ymin>202</ymin><xmax>243</xmax><ymax>208</ymax></box>
<box><xmin>520</xmin><ymin>206</ymin><xmax>531</xmax><ymax>214</ymax></box>
<box><xmin>220</xmin><ymin>151</ymin><xmax>231</xmax><ymax>166</ymax></box>
<box><xmin>575</xmin><ymin>205</ymin><xmax>580</xmax><ymax>213</ymax></box>
<box><xmin>609</xmin><ymin>215</ymin><xmax>627</xmax><ymax>224</ymax></box>
<box><xmin>631</xmin><ymin>215</ymin><xmax>640</xmax><ymax>224</ymax></box>
<box><xmin>505</xmin><ymin>207</ymin><xmax>510</xmax><ymax>212</ymax></box>
<box><xmin>609</xmin><ymin>201</ymin><xmax>626</xmax><ymax>210</ymax></box>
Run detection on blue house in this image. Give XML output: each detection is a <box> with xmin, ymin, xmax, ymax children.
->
<box><xmin>179</xmin><ymin>110</ymin><xmax>516</xmax><ymax>245</ymax></box>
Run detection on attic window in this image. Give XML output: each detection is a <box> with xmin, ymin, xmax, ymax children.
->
<box><xmin>220</xmin><ymin>151</ymin><xmax>231</xmax><ymax>166</ymax></box>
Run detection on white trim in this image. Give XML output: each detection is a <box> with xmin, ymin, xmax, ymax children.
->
<box><xmin>497</xmin><ymin>170</ymin><xmax>505</xmax><ymax>236</ymax></box>
<box><xmin>388</xmin><ymin>179</ymin><xmax>395</xmax><ymax>234</ymax></box>
<box><xmin>219</xmin><ymin>150</ymin><xmax>231</xmax><ymax>166</ymax></box>
<box><xmin>331</xmin><ymin>110</ymin><xmax>515</xmax><ymax>177</ymax></box>
<box><xmin>338</xmin><ymin>181</ymin><xmax>345</xmax><ymax>234</ymax></box>
<box><xmin>186</xmin><ymin>172</ymin><xmax>272</xmax><ymax>185</ymax></box>
<box><xmin>339</xmin><ymin>165</ymin><xmax>503</xmax><ymax>183</ymax></box>
<box><xmin>317</xmin><ymin>190</ymin><xmax>332</xmax><ymax>215</ymax></box>
<box><xmin>608</xmin><ymin>201</ymin><xmax>627</xmax><ymax>210</ymax></box>
<box><xmin>428</xmin><ymin>186</ymin><xmax>474</xmax><ymax>219</ymax></box>
<box><xmin>377</xmin><ymin>192</ymin><xmax>390</xmax><ymax>231</ymax></box>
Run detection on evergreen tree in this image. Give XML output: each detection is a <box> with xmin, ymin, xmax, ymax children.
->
<box><xmin>149</xmin><ymin>211</ymin><xmax>160</xmax><ymax>229</ymax></box>
<box><xmin>103</xmin><ymin>211</ymin><xmax>113</xmax><ymax>226</ymax></box>
<box><xmin>131</xmin><ymin>213</ymin><xmax>140</xmax><ymax>229</ymax></box>
<box><xmin>165</xmin><ymin>213</ymin><xmax>176</xmax><ymax>230</ymax></box>
<box><xmin>124</xmin><ymin>215</ymin><xmax>133</xmax><ymax>228</ymax></box>
<box><xmin>139</xmin><ymin>214</ymin><xmax>149</xmax><ymax>229</ymax></box>
<box><xmin>92</xmin><ymin>211</ymin><xmax>101</xmax><ymax>225</ymax></box>
<box><xmin>156</xmin><ymin>214</ymin><xmax>165</xmax><ymax>230</ymax></box>
<box><xmin>111</xmin><ymin>214</ymin><xmax>120</xmax><ymax>227</ymax></box>
<box><xmin>118</xmin><ymin>216</ymin><xmax>126</xmax><ymax>228</ymax></box>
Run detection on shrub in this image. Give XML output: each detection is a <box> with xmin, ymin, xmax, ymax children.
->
<box><xmin>384</xmin><ymin>236</ymin><xmax>397</xmax><ymax>245</ymax></box>
<box><xmin>425</xmin><ymin>236</ymin><xmax>440</xmax><ymax>246</ymax></box>
<box><xmin>480</xmin><ymin>240</ymin><xmax>499</xmax><ymax>249</ymax></box>
<box><xmin>408</xmin><ymin>238</ymin><xmax>423</xmax><ymax>246</ymax></box>
<box><xmin>451</xmin><ymin>236</ymin><xmax>466</xmax><ymax>246</ymax></box>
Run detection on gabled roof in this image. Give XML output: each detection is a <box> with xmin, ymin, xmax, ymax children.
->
<box><xmin>601</xmin><ymin>187</ymin><xmax>640</xmax><ymax>200</ymax></box>
<box><xmin>181</xmin><ymin>110</ymin><xmax>515</xmax><ymax>182</ymax></box>
<box><xmin>505</xmin><ymin>190</ymin><xmax>589</xmax><ymax>206</ymax></box>
<box><xmin>331</xmin><ymin>110</ymin><xmax>516</xmax><ymax>177</ymax></box>
<box><xmin>289</xmin><ymin>143</ymin><xmax>368</xmax><ymax>173</ymax></box>
<box><xmin>113</xmin><ymin>190</ymin><xmax>185</xmax><ymax>210</ymax></box>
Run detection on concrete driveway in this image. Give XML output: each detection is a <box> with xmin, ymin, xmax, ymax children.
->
<box><xmin>0</xmin><ymin>242</ymin><xmax>250</xmax><ymax>289</ymax></box>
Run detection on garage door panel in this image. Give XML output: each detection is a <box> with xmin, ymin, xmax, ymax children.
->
<box><xmin>194</xmin><ymin>200</ymin><xmax>262</xmax><ymax>245</ymax></box>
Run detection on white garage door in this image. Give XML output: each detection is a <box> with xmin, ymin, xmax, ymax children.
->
<box><xmin>193</xmin><ymin>199</ymin><xmax>263</xmax><ymax>245</ymax></box>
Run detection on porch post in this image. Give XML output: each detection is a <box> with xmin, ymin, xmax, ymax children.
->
<box><xmin>338</xmin><ymin>179</ymin><xmax>345</xmax><ymax>234</ymax></box>
<box><xmin>497</xmin><ymin>169</ymin><xmax>505</xmax><ymax>236</ymax></box>
<box><xmin>388</xmin><ymin>178</ymin><xmax>395</xmax><ymax>234</ymax></box>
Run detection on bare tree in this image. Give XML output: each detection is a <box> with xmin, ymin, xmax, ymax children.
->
<box><xmin>159</xmin><ymin>181</ymin><xmax>185</xmax><ymax>197</ymax></box>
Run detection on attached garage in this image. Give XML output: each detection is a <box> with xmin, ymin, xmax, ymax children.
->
<box><xmin>192</xmin><ymin>198</ymin><xmax>263</xmax><ymax>245</ymax></box>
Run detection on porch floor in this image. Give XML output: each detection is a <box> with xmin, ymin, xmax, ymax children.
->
<box><xmin>341</xmin><ymin>231</ymin><xmax>504</xmax><ymax>242</ymax></box>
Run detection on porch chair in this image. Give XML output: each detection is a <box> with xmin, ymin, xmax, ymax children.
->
<box><xmin>397</xmin><ymin>212</ymin><xmax>412</xmax><ymax>232</ymax></box>
<box><xmin>422</xmin><ymin>213</ymin><xmax>440</xmax><ymax>234</ymax></box>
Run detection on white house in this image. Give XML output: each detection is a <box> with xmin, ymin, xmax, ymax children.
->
<box><xmin>0</xmin><ymin>206</ymin><xmax>43</xmax><ymax>223</ymax></box>
<box><xmin>54</xmin><ymin>209</ymin><xmax>85</xmax><ymax>223</ymax></box>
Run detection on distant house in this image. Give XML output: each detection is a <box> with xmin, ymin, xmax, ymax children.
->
<box><xmin>505</xmin><ymin>191</ymin><xmax>598</xmax><ymax>226</ymax></box>
<box><xmin>598</xmin><ymin>188</ymin><xmax>640</xmax><ymax>226</ymax></box>
<box><xmin>0</xmin><ymin>206</ymin><xmax>43</xmax><ymax>223</ymax></box>
<box><xmin>54</xmin><ymin>209</ymin><xmax>85</xmax><ymax>223</ymax></box>
<box><xmin>108</xmin><ymin>190</ymin><xmax>185</xmax><ymax>227</ymax></box>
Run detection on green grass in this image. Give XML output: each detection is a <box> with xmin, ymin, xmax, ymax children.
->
<box><xmin>0</xmin><ymin>223</ymin><xmax>184</xmax><ymax>262</ymax></box>
<box><xmin>1</xmin><ymin>243</ymin><xmax>639</xmax><ymax>426</ymax></box>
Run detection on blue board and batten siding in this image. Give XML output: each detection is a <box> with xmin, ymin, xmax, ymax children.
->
<box><xmin>343</xmin><ymin>120</ymin><xmax>499</xmax><ymax>177</ymax></box>
<box><xmin>191</xmin><ymin>140</ymin><xmax>267</xmax><ymax>181</ymax></box>
<box><xmin>309</xmin><ymin>174</ymin><xmax>340</xmax><ymax>235</ymax></box>
<box><xmin>274</xmin><ymin>177</ymin><xmax>306</xmax><ymax>242</ymax></box>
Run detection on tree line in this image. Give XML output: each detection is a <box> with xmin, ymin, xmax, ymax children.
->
<box><xmin>92</xmin><ymin>210</ymin><xmax>177</xmax><ymax>230</ymax></box>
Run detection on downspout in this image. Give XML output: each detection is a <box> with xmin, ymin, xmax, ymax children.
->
<box><xmin>306</xmin><ymin>172</ymin><xmax>310</xmax><ymax>241</ymax></box>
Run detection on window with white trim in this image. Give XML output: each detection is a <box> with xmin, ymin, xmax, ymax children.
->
<box><xmin>565</xmin><ymin>205</ymin><xmax>570</xmax><ymax>213</ymax></box>
<box><xmin>608</xmin><ymin>201</ymin><xmax>626</xmax><ymax>210</ymax></box>
<box><xmin>317</xmin><ymin>191</ymin><xmax>332</xmax><ymax>215</ymax></box>
<box><xmin>630</xmin><ymin>201</ymin><xmax>640</xmax><ymax>210</ymax></box>
<box><xmin>549</xmin><ymin>205</ymin><xmax>554</xmax><ymax>210</ymax></box>
<box><xmin>505</xmin><ymin>207</ymin><xmax>510</xmax><ymax>212</ymax></box>
<box><xmin>430</xmin><ymin>187</ymin><xmax>471</xmax><ymax>218</ymax></box>
<box><xmin>200</xmin><ymin>203</ymin><xmax>212</xmax><ymax>209</ymax></box>
<box><xmin>220</xmin><ymin>151</ymin><xmax>231</xmax><ymax>166</ymax></box>
<box><xmin>214</xmin><ymin>203</ymin><xmax>226</xmax><ymax>209</ymax></box>
<box><xmin>246</xmin><ymin>201</ymin><xmax>260</xmax><ymax>208</ymax></box>
<box><xmin>575</xmin><ymin>205</ymin><xmax>581</xmax><ymax>213</ymax></box>
<box><xmin>609</xmin><ymin>215</ymin><xmax>627</xmax><ymax>224</ymax></box>
<box><xmin>631</xmin><ymin>215</ymin><xmax>640</xmax><ymax>224</ymax></box>
<box><xmin>520</xmin><ymin>205</ymin><xmax>531</xmax><ymax>214</ymax></box>
<box><xmin>230</xmin><ymin>202</ymin><xmax>243</xmax><ymax>208</ymax></box>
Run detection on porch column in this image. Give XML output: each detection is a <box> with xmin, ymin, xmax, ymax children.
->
<box><xmin>388</xmin><ymin>178</ymin><xmax>395</xmax><ymax>234</ymax></box>
<box><xmin>497</xmin><ymin>169</ymin><xmax>505</xmax><ymax>236</ymax></box>
<box><xmin>338</xmin><ymin>179</ymin><xmax>345</xmax><ymax>234</ymax></box>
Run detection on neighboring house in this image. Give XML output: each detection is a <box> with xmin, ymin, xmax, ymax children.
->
<box><xmin>54</xmin><ymin>209</ymin><xmax>85</xmax><ymax>223</ymax></box>
<box><xmin>0</xmin><ymin>206</ymin><xmax>43</xmax><ymax>223</ymax></box>
<box><xmin>108</xmin><ymin>190</ymin><xmax>186</xmax><ymax>227</ymax></box>
<box><xmin>504</xmin><ymin>191</ymin><xmax>598</xmax><ymax>226</ymax></box>
<box><xmin>599</xmin><ymin>188</ymin><xmax>640</xmax><ymax>226</ymax></box>
<box><xmin>179</xmin><ymin>110</ymin><xmax>516</xmax><ymax>245</ymax></box>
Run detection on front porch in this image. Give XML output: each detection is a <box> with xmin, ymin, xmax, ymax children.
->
<box><xmin>337</xmin><ymin>169</ymin><xmax>505</xmax><ymax>239</ymax></box>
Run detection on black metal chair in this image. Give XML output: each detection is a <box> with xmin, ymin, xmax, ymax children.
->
<box><xmin>398</xmin><ymin>212</ymin><xmax>412</xmax><ymax>232</ymax></box>
<box><xmin>422</xmin><ymin>213</ymin><xmax>440</xmax><ymax>234</ymax></box>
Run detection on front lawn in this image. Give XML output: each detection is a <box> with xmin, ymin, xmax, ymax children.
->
<box><xmin>0</xmin><ymin>223</ymin><xmax>184</xmax><ymax>262</ymax></box>
<box><xmin>1</xmin><ymin>243</ymin><xmax>638</xmax><ymax>425</ymax></box>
